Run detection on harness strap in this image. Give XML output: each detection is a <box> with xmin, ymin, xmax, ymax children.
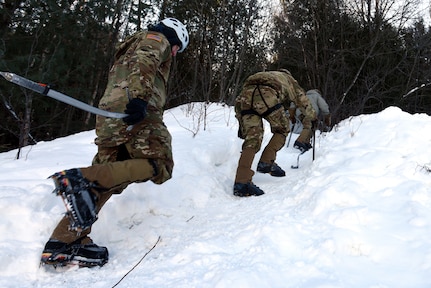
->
<box><xmin>261</xmin><ymin>103</ymin><xmax>282</xmax><ymax>117</ymax></box>
<box><xmin>241</xmin><ymin>109</ymin><xmax>260</xmax><ymax>116</ymax></box>
<box><xmin>240</xmin><ymin>84</ymin><xmax>281</xmax><ymax>117</ymax></box>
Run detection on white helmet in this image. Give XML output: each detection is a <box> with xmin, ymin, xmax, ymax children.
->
<box><xmin>161</xmin><ymin>18</ymin><xmax>189</xmax><ymax>53</ymax></box>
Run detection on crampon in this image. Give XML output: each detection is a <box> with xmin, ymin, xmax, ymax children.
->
<box><xmin>41</xmin><ymin>239</ymin><xmax>108</xmax><ymax>269</ymax></box>
<box><xmin>49</xmin><ymin>169</ymin><xmax>98</xmax><ymax>233</ymax></box>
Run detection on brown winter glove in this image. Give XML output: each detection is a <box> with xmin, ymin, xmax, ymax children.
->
<box><xmin>324</xmin><ymin>113</ymin><xmax>332</xmax><ymax>127</ymax></box>
<box><xmin>288</xmin><ymin>107</ymin><xmax>296</xmax><ymax>124</ymax></box>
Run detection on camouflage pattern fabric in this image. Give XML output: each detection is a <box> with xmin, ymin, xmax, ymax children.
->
<box><xmin>48</xmin><ymin>30</ymin><xmax>175</xmax><ymax>246</ymax></box>
<box><xmin>235</xmin><ymin>70</ymin><xmax>316</xmax><ymax>151</ymax></box>
<box><xmin>93</xmin><ymin>30</ymin><xmax>174</xmax><ymax>184</ymax></box>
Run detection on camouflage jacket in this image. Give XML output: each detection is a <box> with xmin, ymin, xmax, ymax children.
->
<box><xmin>237</xmin><ymin>70</ymin><xmax>316</xmax><ymax>124</ymax></box>
<box><xmin>95</xmin><ymin>30</ymin><xmax>172</xmax><ymax>147</ymax></box>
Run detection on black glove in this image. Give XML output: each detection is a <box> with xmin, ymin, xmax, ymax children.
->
<box><xmin>123</xmin><ymin>98</ymin><xmax>148</xmax><ymax>125</ymax></box>
<box><xmin>237</xmin><ymin>120</ymin><xmax>245</xmax><ymax>139</ymax></box>
<box><xmin>238</xmin><ymin>127</ymin><xmax>244</xmax><ymax>139</ymax></box>
<box><xmin>294</xmin><ymin>140</ymin><xmax>312</xmax><ymax>153</ymax></box>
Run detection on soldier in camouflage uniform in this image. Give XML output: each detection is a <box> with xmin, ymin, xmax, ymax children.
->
<box><xmin>233</xmin><ymin>69</ymin><xmax>316</xmax><ymax>197</ymax></box>
<box><xmin>41</xmin><ymin>18</ymin><xmax>189</xmax><ymax>267</ymax></box>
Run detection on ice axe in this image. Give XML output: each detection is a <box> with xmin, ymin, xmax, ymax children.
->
<box><xmin>286</xmin><ymin>123</ymin><xmax>295</xmax><ymax>147</ymax></box>
<box><xmin>291</xmin><ymin>126</ymin><xmax>315</xmax><ymax>169</ymax></box>
<box><xmin>312</xmin><ymin>126</ymin><xmax>316</xmax><ymax>161</ymax></box>
<box><xmin>0</xmin><ymin>71</ymin><xmax>128</xmax><ymax>119</ymax></box>
<box><xmin>290</xmin><ymin>150</ymin><xmax>305</xmax><ymax>169</ymax></box>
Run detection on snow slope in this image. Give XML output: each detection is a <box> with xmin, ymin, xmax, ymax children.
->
<box><xmin>0</xmin><ymin>102</ymin><xmax>430</xmax><ymax>287</ymax></box>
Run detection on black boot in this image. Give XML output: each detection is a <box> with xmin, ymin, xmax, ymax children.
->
<box><xmin>293</xmin><ymin>140</ymin><xmax>312</xmax><ymax>153</ymax></box>
<box><xmin>257</xmin><ymin>161</ymin><xmax>286</xmax><ymax>177</ymax></box>
<box><xmin>233</xmin><ymin>182</ymin><xmax>265</xmax><ymax>197</ymax></box>
<box><xmin>41</xmin><ymin>238</ymin><xmax>108</xmax><ymax>267</ymax></box>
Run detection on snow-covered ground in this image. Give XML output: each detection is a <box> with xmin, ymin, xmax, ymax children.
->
<box><xmin>0</xmin><ymin>102</ymin><xmax>430</xmax><ymax>288</ymax></box>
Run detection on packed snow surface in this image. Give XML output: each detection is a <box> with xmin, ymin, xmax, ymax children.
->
<box><xmin>0</xmin><ymin>103</ymin><xmax>430</xmax><ymax>287</ymax></box>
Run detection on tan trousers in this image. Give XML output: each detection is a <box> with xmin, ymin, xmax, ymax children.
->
<box><xmin>259</xmin><ymin>133</ymin><xmax>286</xmax><ymax>163</ymax></box>
<box><xmin>296</xmin><ymin>128</ymin><xmax>312</xmax><ymax>144</ymax></box>
<box><xmin>234</xmin><ymin>147</ymin><xmax>256</xmax><ymax>184</ymax></box>
<box><xmin>234</xmin><ymin>133</ymin><xmax>285</xmax><ymax>184</ymax></box>
<box><xmin>50</xmin><ymin>158</ymin><xmax>155</xmax><ymax>244</ymax></box>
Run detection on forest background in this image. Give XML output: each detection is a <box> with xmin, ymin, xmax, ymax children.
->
<box><xmin>1</xmin><ymin>0</ymin><xmax>431</xmax><ymax>154</ymax></box>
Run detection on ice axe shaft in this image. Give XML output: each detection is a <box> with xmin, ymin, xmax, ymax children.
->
<box><xmin>291</xmin><ymin>150</ymin><xmax>305</xmax><ymax>169</ymax></box>
<box><xmin>0</xmin><ymin>71</ymin><xmax>128</xmax><ymax>119</ymax></box>
<box><xmin>286</xmin><ymin>123</ymin><xmax>295</xmax><ymax>147</ymax></box>
<box><xmin>312</xmin><ymin>127</ymin><xmax>316</xmax><ymax>161</ymax></box>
